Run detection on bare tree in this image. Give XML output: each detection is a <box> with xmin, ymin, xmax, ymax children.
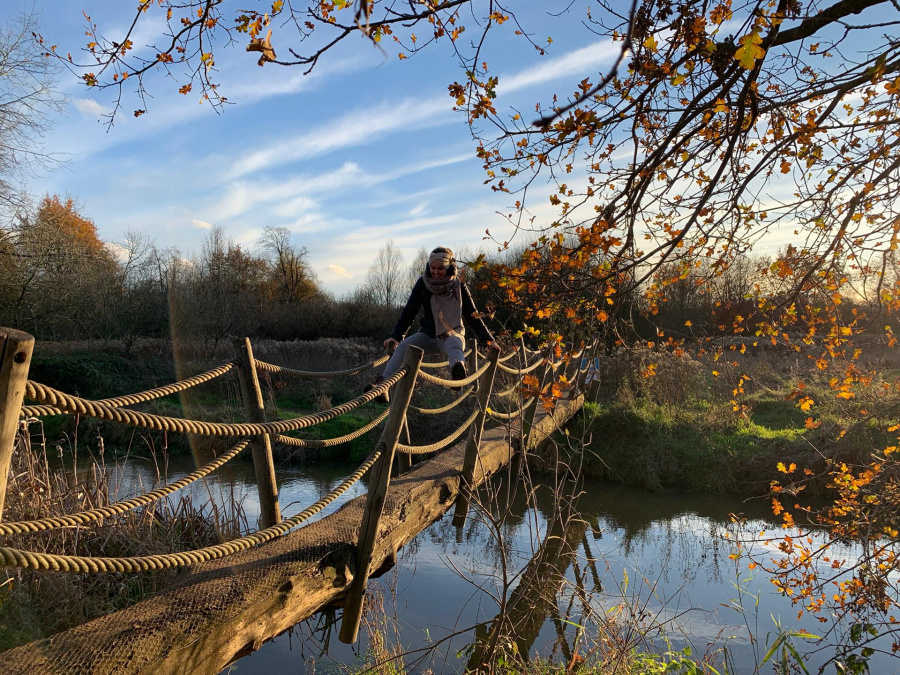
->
<box><xmin>405</xmin><ymin>246</ymin><xmax>428</xmax><ymax>290</ymax></box>
<box><xmin>365</xmin><ymin>239</ymin><xmax>405</xmax><ymax>308</ymax></box>
<box><xmin>258</xmin><ymin>226</ymin><xmax>318</xmax><ymax>302</ymax></box>
<box><xmin>0</xmin><ymin>12</ymin><xmax>65</xmax><ymax>215</ymax></box>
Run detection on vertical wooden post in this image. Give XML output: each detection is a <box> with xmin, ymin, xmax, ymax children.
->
<box><xmin>520</xmin><ymin>358</ymin><xmax>550</xmax><ymax>453</ymax></box>
<box><xmin>466</xmin><ymin>337</ymin><xmax>479</xmax><ymax>391</ymax></box>
<box><xmin>233</xmin><ymin>337</ymin><xmax>281</xmax><ymax>529</ymax></box>
<box><xmin>0</xmin><ymin>328</ymin><xmax>34</xmax><ymax>522</ymax></box>
<box><xmin>576</xmin><ymin>335</ymin><xmax>598</xmax><ymax>393</ymax></box>
<box><xmin>396</xmin><ymin>421</ymin><xmax>412</xmax><ymax>475</ymax></box>
<box><xmin>452</xmin><ymin>348</ymin><xmax>500</xmax><ymax>527</ymax></box>
<box><xmin>340</xmin><ymin>345</ymin><xmax>423</xmax><ymax>645</ymax></box>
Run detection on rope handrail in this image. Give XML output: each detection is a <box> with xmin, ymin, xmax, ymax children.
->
<box><xmin>397</xmin><ymin>410</ymin><xmax>479</xmax><ymax>455</ymax></box>
<box><xmin>408</xmin><ymin>387</ymin><xmax>473</xmax><ymax>415</ymax></box>
<box><xmin>22</xmin><ymin>368</ymin><xmax>407</xmax><ymax>438</ymax></box>
<box><xmin>486</xmin><ymin>404</ymin><xmax>527</xmax><ymax>420</ymax></box>
<box><xmin>19</xmin><ymin>360</ymin><xmax>238</xmax><ymax>419</ymax></box>
<box><xmin>417</xmin><ymin>348</ymin><xmax>473</xmax><ymax>369</ymax></box>
<box><xmin>497</xmin><ymin>357</ymin><xmax>544</xmax><ymax>375</ymax></box>
<box><xmin>493</xmin><ymin>382</ymin><xmax>522</xmax><ymax>399</ymax></box>
<box><xmin>0</xmin><ymin>440</ymin><xmax>251</xmax><ymax>536</ymax></box>
<box><xmin>273</xmin><ymin>409</ymin><xmax>389</xmax><ymax>448</ymax></box>
<box><xmin>0</xmin><ymin>447</ymin><xmax>383</xmax><ymax>573</ymax></box>
<box><xmin>417</xmin><ymin>359</ymin><xmax>490</xmax><ymax>388</ymax></box>
<box><xmin>255</xmin><ymin>355</ymin><xmax>389</xmax><ymax>379</ymax></box>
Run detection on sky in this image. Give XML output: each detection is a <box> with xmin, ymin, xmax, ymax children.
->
<box><xmin>9</xmin><ymin>1</ymin><xmax>622</xmax><ymax>294</ymax></box>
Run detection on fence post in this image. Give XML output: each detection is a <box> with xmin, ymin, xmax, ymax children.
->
<box><xmin>0</xmin><ymin>328</ymin><xmax>34</xmax><ymax>522</ymax></box>
<box><xmin>233</xmin><ymin>337</ymin><xmax>281</xmax><ymax>530</ymax></box>
<box><xmin>466</xmin><ymin>337</ymin><xmax>479</xmax><ymax>391</ymax></box>
<box><xmin>452</xmin><ymin>348</ymin><xmax>500</xmax><ymax>527</ymax></box>
<box><xmin>340</xmin><ymin>345</ymin><xmax>423</xmax><ymax>645</ymax></box>
<box><xmin>520</xmin><ymin>358</ymin><xmax>550</xmax><ymax>454</ymax></box>
<box><xmin>396</xmin><ymin>421</ymin><xmax>412</xmax><ymax>475</ymax></box>
<box><xmin>576</xmin><ymin>335</ymin><xmax>598</xmax><ymax>393</ymax></box>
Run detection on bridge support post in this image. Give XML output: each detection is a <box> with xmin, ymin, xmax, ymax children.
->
<box><xmin>340</xmin><ymin>345</ymin><xmax>423</xmax><ymax>645</ymax></box>
<box><xmin>520</xmin><ymin>357</ymin><xmax>550</xmax><ymax>454</ymax></box>
<box><xmin>576</xmin><ymin>334</ymin><xmax>599</xmax><ymax>393</ymax></box>
<box><xmin>466</xmin><ymin>337</ymin><xmax>479</xmax><ymax>391</ymax></box>
<box><xmin>452</xmin><ymin>347</ymin><xmax>500</xmax><ymax>527</ymax></box>
<box><xmin>233</xmin><ymin>337</ymin><xmax>281</xmax><ymax>530</ymax></box>
<box><xmin>395</xmin><ymin>421</ymin><xmax>412</xmax><ymax>475</ymax></box>
<box><xmin>0</xmin><ymin>328</ymin><xmax>34</xmax><ymax>522</ymax></box>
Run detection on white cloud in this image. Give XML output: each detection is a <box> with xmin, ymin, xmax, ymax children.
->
<box><xmin>499</xmin><ymin>40</ymin><xmax>621</xmax><ymax>96</ymax></box>
<box><xmin>72</xmin><ymin>98</ymin><xmax>108</xmax><ymax>117</ymax></box>
<box><xmin>229</xmin><ymin>96</ymin><xmax>452</xmax><ymax>178</ymax></box>
<box><xmin>191</xmin><ymin>219</ymin><xmax>213</xmax><ymax>230</ymax></box>
<box><xmin>325</xmin><ymin>264</ymin><xmax>353</xmax><ymax>279</ymax></box>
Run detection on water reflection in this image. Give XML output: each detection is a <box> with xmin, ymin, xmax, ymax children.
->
<box><xmin>49</xmin><ymin>452</ymin><xmax>899</xmax><ymax>674</ymax></box>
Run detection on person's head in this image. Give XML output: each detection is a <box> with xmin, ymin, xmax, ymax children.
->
<box><xmin>427</xmin><ymin>247</ymin><xmax>456</xmax><ymax>279</ymax></box>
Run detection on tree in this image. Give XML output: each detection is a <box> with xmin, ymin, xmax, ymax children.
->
<box><xmin>52</xmin><ymin>1</ymin><xmax>900</xmax><ymax>661</ymax></box>
<box><xmin>364</xmin><ymin>239</ymin><xmax>405</xmax><ymax>308</ymax></box>
<box><xmin>0</xmin><ymin>11</ymin><xmax>65</xmax><ymax>215</ymax></box>
<box><xmin>258</xmin><ymin>226</ymin><xmax>318</xmax><ymax>303</ymax></box>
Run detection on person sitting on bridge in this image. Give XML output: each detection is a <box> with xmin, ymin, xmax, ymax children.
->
<box><xmin>366</xmin><ymin>246</ymin><xmax>499</xmax><ymax>403</ymax></box>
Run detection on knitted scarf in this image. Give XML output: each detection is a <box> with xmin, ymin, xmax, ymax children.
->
<box><xmin>422</xmin><ymin>270</ymin><xmax>463</xmax><ymax>337</ymax></box>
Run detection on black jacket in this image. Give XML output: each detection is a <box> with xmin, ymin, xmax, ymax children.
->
<box><xmin>390</xmin><ymin>278</ymin><xmax>494</xmax><ymax>344</ymax></box>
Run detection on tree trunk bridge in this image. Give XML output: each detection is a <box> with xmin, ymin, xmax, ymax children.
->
<box><xmin>0</xmin><ymin>331</ymin><xmax>594</xmax><ymax>674</ymax></box>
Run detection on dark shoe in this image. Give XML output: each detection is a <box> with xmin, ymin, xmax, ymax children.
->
<box><xmin>364</xmin><ymin>376</ymin><xmax>390</xmax><ymax>404</ymax></box>
<box><xmin>451</xmin><ymin>362</ymin><xmax>467</xmax><ymax>391</ymax></box>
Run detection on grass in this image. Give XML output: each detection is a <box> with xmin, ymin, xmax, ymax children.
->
<box><xmin>547</xmin><ymin>341</ymin><xmax>900</xmax><ymax>495</ymax></box>
<box><xmin>0</xmin><ymin>426</ymin><xmax>247</xmax><ymax>651</ymax></box>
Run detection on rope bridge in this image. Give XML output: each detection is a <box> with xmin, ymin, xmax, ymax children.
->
<box><xmin>0</xmin><ymin>328</ymin><xmax>599</xmax><ymax>659</ymax></box>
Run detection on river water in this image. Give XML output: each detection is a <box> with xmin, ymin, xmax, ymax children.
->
<box><xmin>72</xmin><ymin>453</ymin><xmax>899</xmax><ymax>674</ymax></box>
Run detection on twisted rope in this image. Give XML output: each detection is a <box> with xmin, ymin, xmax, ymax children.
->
<box><xmin>493</xmin><ymin>382</ymin><xmax>522</xmax><ymax>399</ymax></box>
<box><xmin>417</xmin><ymin>360</ymin><xmax>490</xmax><ymax>388</ymax></box>
<box><xmin>396</xmin><ymin>410</ymin><xmax>479</xmax><ymax>455</ymax></box>
<box><xmin>19</xmin><ymin>361</ymin><xmax>238</xmax><ymax>419</ymax></box>
<box><xmin>273</xmin><ymin>410</ymin><xmax>389</xmax><ymax>448</ymax></box>
<box><xmin>23</xmin><ymin>368</ymin><xmax>407</xmax><ymax>438</ymax></box>
<box><xmin>418</xmin><ymin>348</ymin><xmax>473</xmax><ymax>369</ymax></box>
<box><xmin>486</xmin><ymin>406</ymin><xmax>524</xmax><ymax>420</ymax></box>
<box><xmin>255</xmin><ymin>355</ymin><xmax>388</xmax><ymax>379</ymax></box>
<box><xmin>408</xmin><ymin>387</ymin><xmax>473</xmax><ymax>415</ymax></box>
<box><xmin>0</xmin><ymin>448</ymin><xmax>383</xmax><ymax>572</ymax></box>
<box><xmin>497</xmin><ymin>357</ymin><xmax>544</xmax><ymax>375</ymax></box>
<box><xmin>0</xmin><ymin>440</ymin><xmax>250</xmax><ymax>536</ymax></box>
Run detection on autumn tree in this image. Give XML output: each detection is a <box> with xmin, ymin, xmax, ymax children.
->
<box><xmin>0</xmin><ymin>195</ymin><xmax>117</xmax><ymax>337</ymax></box>
<box><xmin>52</xmin><ymin>0</ymin><xmax>900</xmax><ymax>662</ymax></box>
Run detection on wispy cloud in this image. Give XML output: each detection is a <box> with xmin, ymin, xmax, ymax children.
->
<box><xmin>325</xmin><ymin>264</ymin><xmax>352</xmax><ymax>279</ymax></box>
<box><xmin>499</xmin><ymin>40</ymin><xmax>620</xmax><ymax>95</ymax></box>
<box><xmin>72</xmin><ymin>98</ymin><xmax>108</xmax><ymax>117</ymax></box>
<box><xmin>191</xmin><ymin>219</ymin><xmax>213</xmax><ymax>230</ymax></box>
<box><xmin>229</xmin><ymin>96</ymin><xmax>452</xmax><ymax>178</ymax></box>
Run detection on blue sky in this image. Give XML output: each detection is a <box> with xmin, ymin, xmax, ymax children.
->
<box><xmin>11</xmin><ymin>1</ymin><xmax>620</xmax><ymax>294</ymax></box>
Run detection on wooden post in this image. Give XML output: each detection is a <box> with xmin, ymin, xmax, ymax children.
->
<box><xmin>0</xmin><ymin>328</ymin><xmax>34</xmax><ymax>522</ymax></box>
<box><xmin>233</xmin><ymin>337</ymin><xmax>281</xmax><ymax>530</ymax></box>
<box><xmin>466</xmin><ymin>337</ymin><xmax>479</xmax><ymax>392</ymax></box>
<box><xmin>520</xmin><ymin>358</ymin><xmax>550</xmax><ymax>453</ymax></box>
<box><xmin>396</xmin><ymin>421</ymin><xmax>412</xmax><ymax>475</ymax></box>
<box><xmin>452</xmin><ymin>348</ymin><xmax>500</xmax><ymax>527</ymax></box>
<box><xmin>340</xmin><ymin>345</ymin><xmax>423</xmax><ymax>645</ymax></box>
<box><xmin>576</xmin><ymin>335</ymin><xmax>598</xmax><ymax>393</ymax></box>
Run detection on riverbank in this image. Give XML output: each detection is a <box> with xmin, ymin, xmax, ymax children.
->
<box><xmin>536</xmin><ymin>341</ymin><xmax>900</xmax><ymax>496</ymax></box>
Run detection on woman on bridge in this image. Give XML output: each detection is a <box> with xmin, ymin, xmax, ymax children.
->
<box><xmin>366</xmin><ymin>246</ymin><xmax>498</xmax><ymax>403</ymax></box>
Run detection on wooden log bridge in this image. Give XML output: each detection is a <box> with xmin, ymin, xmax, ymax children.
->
<box><xmin>0</xmin><ymin>392</ymin><xmax>583</xmax><ymax>675</ymax></box>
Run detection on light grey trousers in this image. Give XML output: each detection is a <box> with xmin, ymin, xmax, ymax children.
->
<box><xmin>382</xmin><ymin>330</ymin><xmax>466</xmax><ymax>379</ymax></box>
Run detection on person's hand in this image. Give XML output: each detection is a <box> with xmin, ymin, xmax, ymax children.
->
<box><xmin>384</xmin><ymin>337</ymin><xmax>398</xmax><ymax>351</ymax></box>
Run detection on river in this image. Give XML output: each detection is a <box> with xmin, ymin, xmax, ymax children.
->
<box><xmin>65</xmin><ymin>452</ymin><xmax>899</xmax><ymax>674</ymax></box>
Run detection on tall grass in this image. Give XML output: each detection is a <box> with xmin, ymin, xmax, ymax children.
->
<box><xmin>0</xmin><ymin>425</ymin><xmax>247</xmax><ymax>650</ymax></box>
